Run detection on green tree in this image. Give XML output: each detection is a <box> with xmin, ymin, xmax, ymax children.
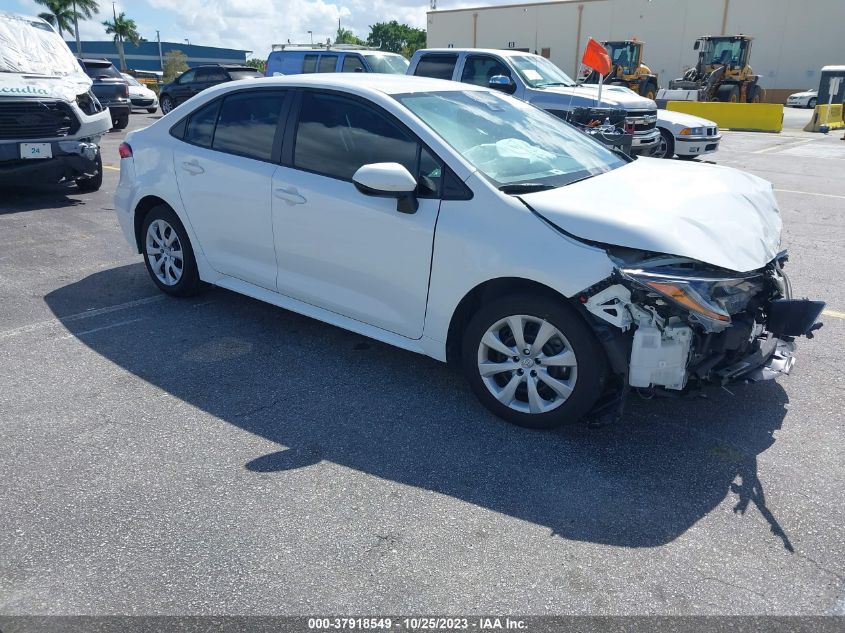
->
<box><xmin>162</xmin><ymin>50</ymin><xmax>189</xmax><ymax>83</ymax></box>
<box><xmin>335</xmin><ymin>27</ymin><xmax>365</xmax><ymax>46</ymax></box>
<box><xmin>36</xmin><ymin>0</ymin><xmax>74</xmax><ymax>37</ymax></box>
<box><xmin>245</xmin><ymin>58</ymin><xmax>266</xmax><ymax>74</ymax></box>
<box><xmin>366</xmin><ymin>21</ymin><xmax>426</xmax><ymax>57</ymax></box>
<box><xmin>36</xmin><ymin>0</ymin><xmax>99</xmax><ymax>40</ymax></box>
<box><xmin>102</xmin><ymin>11</ymin><xmax>143</xmax><ymax>71</ymax></box>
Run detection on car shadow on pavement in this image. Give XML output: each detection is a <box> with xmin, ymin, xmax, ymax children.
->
<box><xmin>45</xmin><ymin>264</ymin><xmax>794</xmax><ymax>550</ymax></box>
<box><xmin>0</xmin><ymin>184</ymin><xmax>86</xmax><ymax>214</ymax></box>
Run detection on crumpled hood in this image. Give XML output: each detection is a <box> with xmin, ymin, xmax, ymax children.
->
<box><xmin>0</xmin><ymin>72</ymin><xmax>92</xmax><ymax>102</ymax></box>
<box><xmin>520</xmin><ymin>158</ymin><xmax>782</xmax><ymax>273</ymax></box>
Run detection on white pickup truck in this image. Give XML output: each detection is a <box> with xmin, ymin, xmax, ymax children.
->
<box><xmin>0</xmin><ymin>11</ymin><xmax>111</xmax><ymax>190</ymax></box>
<box><xmin>407</xmin><ymin>48</ymin><xmax>660</xmax><ymax>155</ymax></box>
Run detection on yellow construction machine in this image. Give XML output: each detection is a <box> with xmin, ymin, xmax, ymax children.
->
<box><xmin>657</xmin><ymin>35</ymin><xmax>763</xmax><ymax>103</ymax></box>
<box><xmin>583</xmin><ymin>40</ymin><xmax>659</xmax><ymax>100</ymax></box>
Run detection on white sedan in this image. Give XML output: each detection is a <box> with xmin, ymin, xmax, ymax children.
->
<box><xmin>114</xmin><ymin>74</ymin><xmax>822</xmax><ymax>428</ymax></box>
<box><xmin>650</xmin><ymin>109</ymin><xmax>721</xmax><ymax>160</ymax></box>
<box><xmin>121</xmin><ymin>73</ymin><xmax>159</xmax><ymax>113</ymax></box>
<box><xmin>786</xmin><ymin>89</ymin><xmax>818</xmax><ymax>109</ymax></box>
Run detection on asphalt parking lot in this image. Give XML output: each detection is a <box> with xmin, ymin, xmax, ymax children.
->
<box><xmin>1</xmin><ymin>109</ymin><xmax>843</xmax><ymax>616</ymax></box>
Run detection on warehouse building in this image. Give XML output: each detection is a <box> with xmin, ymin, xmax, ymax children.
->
<box><xmin>67</xmin><ymin>41</ymin><xmax>251</xmax><ymax>74</ymax></box>
<box><xmin>426</xmin><ymin>0</ymin><xmax>844</xmax><ymax>103</ymax></box>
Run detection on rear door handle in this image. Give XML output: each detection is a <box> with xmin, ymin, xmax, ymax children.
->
<box><xmin>274</xmin><ymin>187</ymin><xmax>307</xmax><ymax>205</ymax></box>
<box><xmin>181</xmin><ymin>160</ymin><xmax>204</xmax><ymax>175</ymax></box>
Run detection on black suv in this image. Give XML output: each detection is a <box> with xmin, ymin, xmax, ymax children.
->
<box><xmin>78</xmin><ymin>58</ymin><xmax>131</xmax><ymax>129</ymax></box>
<box><xmin>159</xmin><ymin>64</ymin><xmax>264</xmax><ymax>114</ymax></box>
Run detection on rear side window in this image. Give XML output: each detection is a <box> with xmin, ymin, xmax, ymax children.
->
<box><xmin>228</xmin><ymin>69</ymin><xmax>263</xmax><ymax>80</ymax></box>
<box><xmin>212</xmin><ymin>92</ymin><xmax>286</xmax><ymax>161</ymax></box>
<box><xmin>184</xmin><ymin>100</ymin><xmax>220</xmax><ymax>148</ymax></box>
<box><xmin>341</xmin><ymin>55</ymin><xmax>365</xmax><ymax>73</ymax></box>
<box><xmin>318</xmin><ymin>56</ymin><xmax>337</xmax><ymax>73</ymax></box>
<box><xmin>303</xmin><ymin>55</ymin><xmax>318</xmax><ymax>73</ymax></box>
<box><xmin>293</xmin><ymin>92</ymin><xmax>417</xmax><ymax>181</ymax></box>
<box><xmin>413</xmin><ymin>54</ymin><xmax>458</xmax><ymax>80</ymax></box>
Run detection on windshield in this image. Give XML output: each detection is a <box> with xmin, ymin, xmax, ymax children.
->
<box><xmin>706</xmin><ymin>39</ymin><xmax>745</xmax><ymax>67</ymax></box>
<box><xmin>510</xmin><ymin>55</ymin><xmax>576</xmax><ymax>88</ymax></box>
<box><xmin>607</xmin><ymin>43</ymin><xmax>638</xmax><ymax>74</ymax></box>
<box><xmin>228</xmin><ymin>69</ymin><xmax>263</xmax><ymax>80</ymax></box>
<box><xmin>0</xmin><ymin>14</ymin><xmax>82</xmax><ymax>76</ymax></box>
<box><xmin>122</xmin><ymin>73</ymin><xmax>141</xmax><ymax>86</ymax></box>
<box><xmin>83</xmin><ymin>62</ymin><xmax>122</xmax><ymax>79</ymax></box>
<box><xmin>362</xmin><ymin>53</ymin><xmax>410</xmax><ymax>74</ymax></box>
<box><xmin>396</xmin><ymin>90</ymin><xmax>625</xmax><ymax>188</ymax></box>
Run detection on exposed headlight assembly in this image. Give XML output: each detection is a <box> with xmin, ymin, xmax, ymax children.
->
<box><xmin>679</xmin><ymin>127</ymin><xmax>706</xmax><ymax>136</ymax></box>
<box><xmin>620</xmin><ymin>268</ymin><xmax>764</xmax><ymax>330</ymax></box>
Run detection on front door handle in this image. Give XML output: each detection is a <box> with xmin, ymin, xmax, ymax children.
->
<box><xmin>274</xmin><ymin>187</ymin><xmax>307</xmax><ymax>205</ymax></box>
<box><xmin>181</xmin><ymin>160</ymin><xmax>204</xmax><ymax>175</ymax></box>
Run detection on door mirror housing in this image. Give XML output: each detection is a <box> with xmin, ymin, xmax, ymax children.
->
<box><xmin>352</xmin><ymin>162</ymin><xmax>419</xmax><ymax>214</ymax></box>
<box><xmin>693</xmin><ymin>40</ymin><xmax>701</xmax><ymax>51</ymax></box>
<box><xmin>489</xmin><ymin>75</ymin><xmax>516</xmax><ymax>94</ymax></box>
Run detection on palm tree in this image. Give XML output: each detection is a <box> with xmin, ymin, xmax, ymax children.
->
<box><xmin>35</xmin><ymin>0</ymin><xmax>74</xmax><ymax>38</ymax></box>
<box><xmin>102</xmin><ymin>12</ymin><xmax>143</xmax><ymax>71</ymax></box>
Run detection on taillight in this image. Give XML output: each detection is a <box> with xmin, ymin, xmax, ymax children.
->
<box><xmin>119</xmin><ymin>142</ymin><xmax>133</xmax><ymax>159</ymax></box>
<box><xmin>122</xmin><ymin>84</ymin><xmax>129</xmax><ymax>98</ymax></box>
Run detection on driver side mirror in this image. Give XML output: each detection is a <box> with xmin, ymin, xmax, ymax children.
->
<box><xmin>352</xmin><ymin>163</ymin><xmax>419</xmax><ymax>214</ymax></box>
<box><xmin>488</xmin><ymin>75</ymin><xmax>516</xmax><ymax>94</ymax></box>
<box><xmin>693</xmin><ymin>40</ymin><xmax>701</xmax><ymax>51</ymax></box>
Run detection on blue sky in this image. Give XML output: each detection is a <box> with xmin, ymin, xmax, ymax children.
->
<box><xmin>2</xmin><ymin>0</ymin><xmax>533</xmax><ymax>58</ymax></box>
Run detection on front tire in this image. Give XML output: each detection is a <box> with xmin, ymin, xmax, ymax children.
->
<box><xmin>113</xmin><ymin>113</ymin><xmax>129</xmax><ymax>130</ymax></box>
<box><xmin>650</xmin><ymin>128</ymin><xmax>675</xmax><ymax>159</ymax></box>
<box><xmin>461</xmin><ymin>295</ymin><xmax>606</xmax><ymax>429</ymax></box>
<box><xmin>147</xmin><ymin>107</ymin><xmax>158</xmax><ymax>114</ymax></box>
<box><xmin>141</xmin><ymin>204</ymin><xmax>203</xmax><ymax>297</ymax></box>
<box><xmin>75</xmin><ymin>151</ymin><xmax>102</xmax><ymax>192</ymax></box>
<box><xmin>808</xmin><ymin>98</ymin><xmax>817</xmax><ymax>109</ymax></box>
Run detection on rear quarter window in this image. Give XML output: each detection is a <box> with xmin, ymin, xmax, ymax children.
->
<box><xmin>413</xmin><ymin>54</ymin><xmax>458</xmax><ymax>80</ymax></box>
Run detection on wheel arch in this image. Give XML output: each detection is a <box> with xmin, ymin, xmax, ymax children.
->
<box><xmin>445</xmin><ymin>277</ymin><xmax>579</xmax><ymax>366</ymax></box>
<box><xmin>133</xmin><ymin>195</ymin><xmax>173</xmax><ymax>253</ymax></box>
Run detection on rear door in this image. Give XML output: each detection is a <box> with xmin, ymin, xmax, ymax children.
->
<box><xmin>317</xmin><ymin>55</ymin><xmax>338</xmax><ymax>73</ymax></box>
<box><xmin>172</xmin><ymin>89</ymin><xmax>290</xmax><ymax>290</ymax></box>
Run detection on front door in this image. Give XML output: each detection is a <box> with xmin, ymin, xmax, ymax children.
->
<box><xmin>173</xmin><ymin>90</ymin><xmax>289</xmax><ymax>290</ymax></box>
<box><xmin>271</xmin><ymin>90</ymin><xmax>442</xmax><ymax>339</ymax></box>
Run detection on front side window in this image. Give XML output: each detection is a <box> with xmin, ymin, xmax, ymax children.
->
<box><xmin>396</xmin><ymin>90</ymin><xmax>625</xmax><ymax>189</ymax></box>
<box><xmin>341</xmin><ymin>55</ymin><xmax>365</xmax><ymax>73</ymax></box>
<box><xmin>293</xmin><ymin>92</ymin><xmax>418</xmax><ymax>182</ymax></box>
<box><xmin>178</xmin><ymin>70</ymin><xmax>196</xmax><ymax>84</ymax></box>
<box><xmin>318</xmin><ymin>56</ymin><xmax>338</xmax><ymax>73</ymax></box>
<box><xmin>510</xmin><ymin>55</ymin><xmax>575</xmax><ymax>88</ymax></box>
<box><xmin>184</xmin><ymin>100</ymin><xmax>220</xmax><ymax>148</ymax></box>
<box><xmin>201</xmin><ymin>67</ymin><xmax>228</xmax><ymax>82</ymax></box>
<box><xmin>302</xmin><ymin>55</ymin><xmax>318</xmax><ymax>73</ymax></box>
<box><xmin>212</xmin><ymin>92</ymin><xmax>286</xmax><ymax>161</ymax></box>
<box><xmin>460</xmin><ymin>55</ymin><xmax>511</xmax><ymax>87</ymax></box>
<box><xmin>413</xmin><ymin>54</ymin><xmax>458</xmax><ymax>80</ymax></box>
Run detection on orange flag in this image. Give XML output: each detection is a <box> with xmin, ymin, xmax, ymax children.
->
<box><xmin>582</xmin><ymin>38</ymin><xmax>611</xmax><ymax>75</ymax></box>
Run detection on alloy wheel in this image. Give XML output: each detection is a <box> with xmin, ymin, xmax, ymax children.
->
<box><xmin>650</xmin><ymin>134</ymin><xmax>669</xmax><ymax>159</ymax></box>
<box><xmin>476</xmin><ymin>314</ymin><xmax>578</xmax><ymax>414</ymax></box>
<box><xmin>145</xmin><ymin>219</ymin><xmax>184</xmax><ymax>286</ymax></box>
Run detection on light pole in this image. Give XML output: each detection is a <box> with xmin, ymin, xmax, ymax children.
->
<box><xmin>308</xmin><ymin>30</ymin><xmax>313</xmax><ymax>46</ymax></box>
<box><xmin>157</xmin><ymin>30</ymin><xmax>163</xmax><ymax>71</ymax></box>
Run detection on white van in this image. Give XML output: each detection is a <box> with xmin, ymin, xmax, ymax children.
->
<box><xmin>0</xmin><ymin>12</ymin><xmax>111</xmax><ymax>191</ymax></box>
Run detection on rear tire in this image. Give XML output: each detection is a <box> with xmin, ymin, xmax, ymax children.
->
<box><xmin>113</xmin><ymin>113</ymin><xmax>129</xmax><ymax>130</ymax></box>
<box><xmin>147</xmin><ymin>107</ymin><xmax>158</xmax><ymax>114</ymax></box>
<box><xmin>644</xmin><ymin>81</ymin><xmax>657</xmax><ymax>101</ymax></box>
<box><xmin>160</xmin><ymin>95</ymin><xmax>174</xmax><ymax>114</ymax></box>
<box><xmin>75</xmin><ymin>151</ymin><xmax>102</xmax><ymax>192</ymax></box>
<box><xmin>461</xmin><ymin>294</ymin><xmax>607</xmax><ymax>429</ymax></box>
<box><xmin>140</xmin><ymin>204</ymin><xmax>204</xmax><ymax>297</ymax></box>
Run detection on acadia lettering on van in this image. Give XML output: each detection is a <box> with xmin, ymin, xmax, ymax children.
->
<box><xmin>0</xmin><ymin>85</ymin><xmax>50</xmax><ymax>95</ymax></box>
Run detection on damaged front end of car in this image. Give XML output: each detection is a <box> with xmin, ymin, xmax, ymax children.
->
<box><xmin>578</xmin><ymin>248</ymin><xmax>824</xmax><ymax>401</ymax></box>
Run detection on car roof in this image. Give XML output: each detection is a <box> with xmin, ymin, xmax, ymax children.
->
<box><xmin>203</xmin><ymin>73</ymin><xmax>484</xmax><ymax>97</ymax></box>
<box><xmin>414</xmin><ymin>48</ymin><xmax>534</xmax><ymax>58</ymax></box>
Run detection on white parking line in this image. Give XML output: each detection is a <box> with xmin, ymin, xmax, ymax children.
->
<box><xmin>0</xmin><ymin>295</ymin><xmax>163</xmax><ymax>340</ymax></box>
<box><xmin>59</xmin><ymin>317</ymin><xmax>148</xmax><ymax>339</ymax></box>
<box><xmin>774</xmin><ymin>189</ymin><xmax>845</xmax><ymax>200</ymax></box>
<box><xmin>753</xmin><ymin>139</ymin><xmax>816</xmax><ymax>154</ymax></box>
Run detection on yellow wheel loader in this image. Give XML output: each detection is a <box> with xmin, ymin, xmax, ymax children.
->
<box><xmin>657</xmin><ymin>35</ymin><xmax>763</xmax><ymax>103</ymax></box>
<box><xmin>583</xmin><ymin>40</ymin><xmax>659</xmax><ymax>100</ymax></box>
